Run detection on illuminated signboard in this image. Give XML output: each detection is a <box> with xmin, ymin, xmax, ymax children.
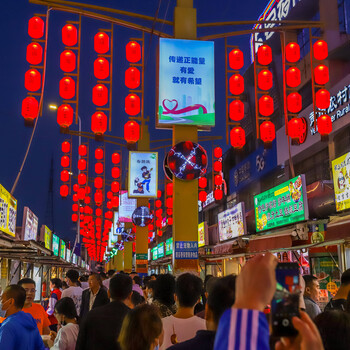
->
<box><xmin>66</xmin><ymin>249</ymin><xmax>71</xmax><ymax>262</ymax></box>
<box><xmin>22</xmin><ymin>207</ymin><xmax>38</xmax><ymax>241</ymax></box>
<box><xmin>218</xmin><ymin>203</ymin><xmax>246</xmax><ymax>242</ymax></box>
<box><xmin>332</xmin><ymin>152</ymin><xmax>350</xmax><ymax>211</ymax></box>
<box><xmin>158</xmin><ymin>38</ymin><xmax>215</xmax><ymax>127</ymax></box>
<box><xmin>44</xmin><ymin>226</ymin><xmax>52</xmax><ymax>250</ymax></box>
<box><xmin>60</xmin><ymin>241</ymin><xmax>66</xmax><ymax>259</ymax></box>
<box><xmin>119</xmin><ymin>190</ymin><xmax>137</xmax><ymax>222</ymax></box>
<box><xmin>165</xmin><ymin>237</ymin><xmax>173</xmax><ymax>256</ymax></box>
<box><xmin>152</xmin><ymin>247</ymin><xmax>158</xmax><ymax>260</ymax></box>
<box><xmin>254</xmin><ymin>175</ymin><xmax>309</xmax><ymax>232</ymax></box>
<box><xmin>128</xmin><ymin>151</ymin><xmax>158</xmax><ymax>198</ymax></box>
<box><xmin>0</xmin><ymin>184</ymin><xmax>17</xmax><ymax>237</ymax></box>
<box><xmin>198</xmin><ymin>222</ymin><xmax>206</xmax><ymax>247</ymax></box>
<box><xmin>52</xmin><ymin>234</ymin><xmax>60</xmax><ymax>256</ymax></box>
<box><xmin>157</xmin><ymin>242</ymin><xmax>165</xmax><ymax>259</ymax></box>
<box><xmin>108</xmin><ymin>212</ymin><xmax>123</xmax><ymax>250</ymax></box>
<box><xmin>73</xmin><ymin>253</ymin><xmax>77</xmax><ymax>265</ymax></box>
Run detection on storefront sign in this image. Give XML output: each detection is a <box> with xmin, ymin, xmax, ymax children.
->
<box><xmin>22</xmin><ymin>207</ymin><xmax>38</xmax><ymax>241</ymax></box>
<box><xmin>60</xmin><ymin>241</ymin><xmax>66</xmax><ymax>259</ymax></box>
<box><xmin>198</xmin><ymin>191</ymin><xmax>215</xmax><ymax>212</ymax></box>
<box><xmin>128</xmin><ymin>152</ymin><xmax>158</xmax><ymax>198</ymax></box>
<box><xmin>198</xmin><ymin>222</ymin><xmax>206</xmax><ymax>247</ymax></box>
<box><xmin>158</xmin><ymin>38</ymin><xmax>215</xmax><ymax>126</ymax></box>
<box><xmin>174</xmin><ymin>241</ymin><xmax>198</xmax><ymax>259</ymax></box>
<box><xmin>44</xmin><ymin>226</ymin><xmax>52</xmax><ymax>250</ymax></box>
<box><xmin>72</xmin><ymin>253</ymin><xmax>77</xmax><ymax>265</ymax></box>
<box><xmin>218</xmin><ymin>202</ymin><xmax>246</xmax><ymax>241</ymax></box>
<box><xmin>0</xmin><ymin>184</ymin><xmax>17</xmax><ymax>237</ymax></box>
<box><xmin>166</xmin><ymin>237</ymin><xmax>173</xmax><ymax>255</ymax></box>
<box><xmin>66</xmin><ymin>249</ymin><xmax>71</xmax><ymax>262</ymax></box>
<box><xmin>119</xmin><ymin>191</ymin><xmax>137</xmax><ymax>222</ymax></box>
<box><xmin>157</xmin><ymin>243</ymin><xmax>165</xmax><ymax>259</ymax></box>
<box><xmin>52</xmin><ymin>234</ymin><xmax>60</xmax><ymax>256</ymax></box>
<box><xmin>254</xmin><ymin>175</ymin><xmax>309</xmax><ymax>232</ymax></box>
<box><xmin>230</xmin><ymin>143</ymin><xmax>277</xmax><ymax>194</ymax></box>
<box><xmin>332</xmin><ymin>152</ymin><xmax>350</xmax><ymax>211</ymax></box>
<box><xmin>152</xmin><ymin>246</ymin><xmax>158</xmax><ymax>260</ymax></box>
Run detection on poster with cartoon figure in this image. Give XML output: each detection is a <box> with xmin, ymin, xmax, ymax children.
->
<box><xmin>332</xmin><ymin>152</ymin><xmax>350</xmax><ymax>211</ymax></box>
<box><xmin>128</xmin><ymin>151</ymin><xmax>158</xmax><ymax>198</ymax></box>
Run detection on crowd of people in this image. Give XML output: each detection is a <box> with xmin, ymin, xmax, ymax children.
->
<box><xmin>0</xmin><ymin>256</ymin><xmax>350</xmax><ymax>349</ymax></box>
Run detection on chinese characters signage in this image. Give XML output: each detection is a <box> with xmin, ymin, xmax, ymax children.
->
<box><xmin>174</xmin><ymin>241</ymin><xmax>198</xmax><ymax>259</ymax></box>
<box><xmin>119</xmin><ymin>190</ymin><xmax>137</xmax><ymax>222</ymax></box>
<box><xmin>166</xmin><ymin>237</ymin><xmax>173</xmax><ymax>255</ymax></box>
<box><xmin>0</xmin><ymin>184</ymin><xmax>17</xmax><ymax>237</ymax></box>
<box><xmin>66</xmin><ymin>249</ymin><xmax>71</xmax><ymax>262</ymax></box>
<box><xmin>44</xmin><ymin>226</ymin><xmax>52</xmax><ymax>250</ymax></box>
<box><xmin>152</xmin><ymin>246</ymin><xmax>158</xmax><ymax>260</ymax></box>
<box><xmin>218</xmin><ymin>202</ymin><xmax>247</xmax><ymax>241</ymax></box>
<box><xmin>52</xmin><ymin>234</ymin><xmax>60</xmax><ymax>256</ymax></box>
<box><xmin>157</xmin><ymin>243</ymin><xmax>164</xmax><ymax>259</ymax></box>
<box><xmin>60</xmin><ymin>240</ymin><xmax>66</xmax><ymax>259</ymax></box>
<box><xmin>128</xmin><ymin>152</ymin><xmax>158</xmax><ymax>198</ymax></box>
<box><xmin>198</xmin><ymin>222</ymin><xmax>206</xmax><ymax>247</ymax></box>
<box><xmin>22</xmin><ymin>207</ymin><xmax>38</xmax><ymax>241</ymax></box>
<box><xmin>332</xmin><ymin>152</ymin><xmax>350</xmax><ymax>211</ymax></box>
<box><xmin>254</xmin><ymin>175</ymin><xmax>309</xmax><ymax>232</ymax></box>
<box><xmin>158</xmin><ymin>38</ymin><xmax>215</xmax><ymax>126</ymax></box>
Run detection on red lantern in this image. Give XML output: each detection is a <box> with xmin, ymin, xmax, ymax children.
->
<box><xmin>28</xmin><ymin>16</ymin><xmax>44</xmax><ymax>39</ymax></box>
<box><xmin>60</xmin><ymin>185</ymin><xmax>69</xmax><ymax>197</ymax></box>
<box><xmin>288</xmin><ymin>118</ymin><xmax>303</xmax><ymax>144</ymax></box>
<box><xmin>313</xmin><ymin>40</ymin><xmax>328</xmax><ymax>60</ymax></box>
<box><xmin>60</xmin><ymin>170</ymin><xmax>69</xmax><ymax>182</ymax></box>
<box><xmin>214</xmin><ymin>161</ymin><xmax>222</xmax><ymax>172</ymax></box>
<box><xmin>107</xmin><ymin>191</ymin><xmax>113</xmax><ymax>199</ymax></box>
<box><xmin>57</xmin><ymin>104</ymin><xmax>74</xmax><ymax>128</ymax></box>
<box><xmin>73</xmin><ymin>184</ymin><xmax>79</xmax><ymax>192</ymax></box>
<box><xmin>77</xmin><ymin>159</ymin><xmax>86</xmax><ymax>171</ymax></box>
<box><xmin>85</xmin><ymin>196</ymin><xmax>91</xmax><ymax>204</ymax></box>
<box><xmin>107</xmin><ymin>201</ymin><xmax>112</xmax><ymax>209</ymax></box>
<box><xmin>214</xmin><ymin>175</ymin><xmax>223</xmax><ymax>186</ymax></box>
<box><xmin>124</xmin><ymin>120</ymin><xmax>140</xmax><ymax>143</ymax></box>
<box><xmin>60</xmin><ymin>50</ymin><xmax>76</xmax><ymax>72</ymax></box>
<box><xmin>96</xmin><ymin>208</ymin><xmax>102</xmax><ymax>217</ymax></box>
<box><xmin>111</xmin><ymin>181</ymin><xmax>120</xmax><ymax>193</ymax></box>
<box><xmin>230</xmin><ymin>127</ymin><xmax>245</xmax><ymax>149</ymax></box>
<box><xmin>168</xmin><ymin>218</ymin><xmax>173</xmax><ymax>226</ymax></box>
<box><xmin>112</xmin><ymin>167</ymin><xmax>120</xmax><ymax>178</ymax></box>
<box><xmin>316</xmin><ymin>89</ymin><xmax>330</xmax><ymax>109</ymax></box>
<box><xmin>25</xmin><ymin>69</ymin><xmax>41</xmax><ymax>91</ymax></box>
<box><xmin>59</xmin><ymin>77</ymin><xmax>75</xmax><ymax>99</ymax></box>
<box><xmin>92</xmin><ymin>84</ymin><xmax>108</xmax><ymax>106</ymax></box>
<box><xmin>112</xmin><ymin>152</ymin><xmax>120</xmax><ymax>164</ymax></box>
<box><xmin>317</xmin><ymin>115</ymin><xmax>332</xmax><ymax>138</ymax></box>
<box><xmin>61</xmin><ymin>141</ymin><xmax>70</xmax><ymax>153</ymax></box>
<box><xmin>199</xmin><ymin>191</ymin><xmax>207</xmax><ymax>202</ymax></box>
<box><xmin>111</xmin><ymin>196</ymin><xmax>119</xmax><ymax>208</ymax></box>
<box><xmin>78</xmin><ymin>145</ymin><xmax>87</xmax><ymax>156</ymax></box>
<box><xmin>94</xmin><ymin>57</ymin><xmax>109</xmax><ymax>80</ymax></box>
<box><xmin>94</xmin><ymin>177</ymin><xmax>103</xmax><ymax>189</ymax></box>
<box><xmin>260</xmin><ymin>121</ymin><xmax>275</xmax><ymax>144</ymax></box>
<box><xmin>72</xmin><ymin>203</ymin><xmax>79</xmax><ymax>211</ymax></box>
<box><xmin>166</xmin><ymin>183</ymin><xmax>173</xmax><ymax>196</ymax></box>
<box><xmin>21</xmin><ymin>97</ymin><xmax>39</xmax><ymax>121</ymax></box>
<box><xmin>258</xmin><ymin>69</ymin><xmax>273</xmax><ymax>90</ymax></box>
<box><xmin>156</xmin><ymin>209</ymin><xmax>163</xmax><ymax>217</ymax></box>
<box><xmin>125</xmin><ymin>93</ymin><xmax>140</xmax><ymax>116</ymax></box>
<box><xmin>72</xmin><ymin>213</ymin><xmax>78</xmax><ymax>222</ymax></box>
<box><xmin>166</xmin><ymin>197</ymin><xmax>173</xmax><ymax>208</ymax></box>
<box><xmin>95</xmin><ymin>163</ymin><xmax>104</xmax><ymax>174</ymax></box>
<box><xmin>105</xmin><ymin>211</ymin><xmax>113</xmax><ymax>220</ymax></box>
<box><xmin>229</xmin><ymin>49</ymin><xmax>244</xmax><ymax>70</ymax></box>
<box><xmin>85</xmin><ymin>185</ymin><xmax>91</xmax><ymax>194</ymax></box>
<box><xmin>229</xmin><ymin>74</ymin><xmax>244</xmax><ymax>95</ymax></box>
<box><xmin>125</xmin><ymin>67</ymin><xmax>140</xmax><ymax>89</ymax></box>
<box><xmin>26</xmin><ymin>42</ymin><xmax>43</xmax><ymax>65</ymax></box>
<box><xmin>62</xmin><ymin>24</ymin><xmax>77</xmax><ymax>46</ymax></box>
<box><xmin>155</xmin><ymin>200</ymin><xmax>162</xmax><ymax>208</ymax></box>
<box><xmin>258</xmin><ymin>95</ymin><xmax>274</xmax><ymax>117</ymax></box>
<box><xmin>78</xmin><ymin>188</ymin><xmax>85</xmax><ymax>200</ymax></box>
<box><xmin>257</xmin><ymin>45</ymin><xmax>272</xmax><ymax>65</ymax></box>
<box><xmin>286</xmin><ymin>67</ymin><xmax>301</xmax><ymax>88</ymax></box>
<box><xmin>314</xmin><ymin>65</ymin><xmax>329</xmax><ymax>85</ymax></box>
<box><xmin>94</xmin><ymin>191</ymin><xmax>103</xmax><ymax>204</ymax></box>
<box><xmin>214</xmin><ymin>189</ymin><xmax>223</xmax><ymax>201</ymax></box>
<box><xmin>214</xmin><ymin>147</ymin><xmax>222</xmax><ymax>158</ymax></box>
<box><xmin>73</xmin><ymin>193</ymin><xmax>78</xmax><ymax>202</ymax></box>
<box><xmin>126</xmin><ymin>41</ymin><xmax>141</xmax><ymax>62</ymax></box>
<box><xmin>95</xmin><ymin>148</ymin><xmax>104</xmax><ymax>160</ymax></box>
<box><xmin>78</xmin><ymin>173</ymin><xmax>87</xmax><ymax>185</ymax></box>
<box><xmin>285</xmin><ymin>42</ymin><xmax>300</xmax><ymax>63</ymax></box>
<box><xmin>157</xmin><ymin>190</ymin><xmax>162</xmax><ymax>198</ymax></box>
<box><xmin>61</xmin><ymin>156</ymin><xmax>70</xmax><ymax>168</ymax></box>
<box><xmin>287</xmin><ymin>92</ymin><xmax>302</xmax><ymax>113</ymax></box>
<box><xmin>198</xmin><ymin>177</ymin><xmax>207</xmax><ymax>189</ymax></box>
<box><xmin>91</xmin><ymin>112</ymin><xmax>107</xmax><ymax>135</ymax></box>
<box><xmin>94</xmin><ymin>32</ymin><xmax>109</xmax><ymax>54</ymax></box>
<box><xmin>229</xmin><ymin>100</ymin><xmax>244</xmax><ymax>121</ymax></box>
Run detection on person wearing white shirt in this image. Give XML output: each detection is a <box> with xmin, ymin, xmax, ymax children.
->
<box><xmin>62</xmin><ymin>270</ymin><xmax>83</xmax><ymax>315</ymax></box>
<box><xmin>161</xmin><ymin>273</ymin><xmax>206</xmax><ymax>350</ymax></box>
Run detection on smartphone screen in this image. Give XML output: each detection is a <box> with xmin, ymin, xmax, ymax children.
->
<box><xmin>271</xmin><ymin>262</ymin><xmax>300</xmax><ymax>337</ymax></box>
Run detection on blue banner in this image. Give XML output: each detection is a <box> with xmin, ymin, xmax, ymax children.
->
<box><xmin>174</xmin><ymin>241</ymin><xmax>198</xmax><ymax>259</ymax></box>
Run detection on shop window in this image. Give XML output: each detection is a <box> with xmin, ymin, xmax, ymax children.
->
<box><xmin>334</xmin><ymin>125</ymin><xmax>350</xmax><ymax>158</ymax></box>
<box><xmin>338</xmin><ymin>0</ymin><xmax>350</xmax><ymax>34</ymax></box>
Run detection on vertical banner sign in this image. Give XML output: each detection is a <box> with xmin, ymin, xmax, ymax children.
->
<box><xmin>52</xmin><ymin>234</ymin><xmax>60</xmax><ymax>256</ymax></box>
<box><xmin>174</xmin><ymin>241</ymin><xmax>198</xmax><ymax>259</ymax></box>
<box><xmin>128</xmin><ymin>152</ymin><xmax>158</xmax><ymax>198</ymax></box>
<box><xmin>157</xmin><ymin>243</ymin><xmax>165</xmax><ymax>258</ymax></box>
<box><xmin>332</xmin><ymin>152</ymin><xmax>350</xmax><ymax>212</ymax></box>
<box><xmin>158</xmin><ymin>38</ymin><xmax>215</xmax><ymax>126</ymax></box>
<box><xmin>119</xmin><ymin>191</ymin><xmax>137</xmax><ymax>222</ymax></box>
<box><xmin>66</xmin><ymin>249</ymin><xmax>71</xmax><ymax>262</ymax></box>
<box><xmin>44</xmin><ymin>226</ymin><xmax>52</xmax><ymax>250</ymax></box>
<box><xmin>60</xmin><ymin>240</ymin><xmax>66</xmax><ymax>259</ymax></box>
<box><xmin>166</xmin><ymin>237</ymin><xmax>173</xmax><ymax>255</ymax></box>
<box><xmin>152</xmin><ymin>247</ymin><xmax>158</xmax><ymax>260</ymax></box>
<box><xmin>254</xmin><ymin>175</ymin><xmax>309</xmax><ymax>232</ymax></box>
<box><xmin>21</xmin><ymin>207</ymin><xmax>39</xmax><ymax>241</ymax></box>
<box><xmin>198</xmin><ymin>222</ymin><xmax>206</xmax><ymax>247</ymax></box>
<box><xmin>0</xmin><ymin>184</ymin><xmax>17</xmax><ymax>237</ymax></box>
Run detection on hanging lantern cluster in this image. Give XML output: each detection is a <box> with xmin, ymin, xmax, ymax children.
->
<box><xmin>227</xmin><ymin>46</ymin><xmax>246</xmax><ymax>149</ymax></box>
<box><xmin>198</xmin><ymin>175</ymin><xmax>207</xmax><ymax>203</ymax></box>
<box><xmin>312</xmin><ymin>40</ymin><xmax>332</xmax><ymax>141</ymax></box>
<box><xmin>124</xmin><ymin>39</ymin><xmax>142</xmax><ymax>146</ymax></box>
<box><xmin>163</xmin><ymin>181</ymin><xmax>173</xmax><ymax>229</ymax></box>
<box><xmin>110</xmin><ymin>151</ymin><xmax>121</xmax><ymax>210</ymax></box>
<box><xmin>256</xmin><ymin>44</ymin><xmax>275</xmax><ymax>148</ymax></box>
<box><xmin>213</xmin><ymin>147</ymin><xmax>223</xmax><ymax>201</ymax></box>
<box><xmin>60</xmin><ymin>140</ymin><xmax>71</xmax><ymax>198</ymax></box>
<box><xmin>22</xmin><ymin>16</ymin><xmax>46</xmax><ymax>125</ymax></box>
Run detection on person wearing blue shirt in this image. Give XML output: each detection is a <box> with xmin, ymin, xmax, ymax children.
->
<box><xmin>0</xmin><ymin>284</ymin><xmax>45</xmax><ymax>350</ymax></box>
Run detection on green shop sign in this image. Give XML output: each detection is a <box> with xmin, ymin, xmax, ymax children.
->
<box><xmin>152</xmin><ymin>247</ymin><xmax>158</xmax><ymax>260</ymax></box>
<box><xmin>165</xmin><ymin>237</ymin><xmax>173</xmax><ymax>256</ymax></box>
<box><xmin>254</xmin><ymin>175</ymin><xmax>309</xmax><ymax>232</ymax></box>
<box><xmin>157</xmin><ymin>243</ymin><xmax>165</xmax><ymax>259</ymax></box>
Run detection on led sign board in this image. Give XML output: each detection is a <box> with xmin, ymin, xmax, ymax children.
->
<box><xmin>52</xmin><ymin>234</ymin><xmax>60</xmax><ymax>256</ymax></box>
<box><xmin>157</xmin><ymin>243</ymin><xmax>165</xmax><ymax>259</ymax></box>
<box><xmin>165</xmin><ymin>237</ymin><xmax>173</xmax><ymax>255</ymax></box>
<box><xmin>218</xmin><ymin>202</ymin><xmax>246</xmax><ymax>241</ymax></box>
<box><xmin>0</xmin><ymin>184</ymin><xmax>17</xmax><ymax>237</ymax></box>
<box><xmin>332</xmin><ymin>152</ymin><xmax>350</xmax><ymax>211</ymax></box>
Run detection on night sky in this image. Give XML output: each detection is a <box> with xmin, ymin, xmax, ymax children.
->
<box><xmin>1</xmin><ymin>0</ymin><xmax>267</xmax><ymax>243</ymax></box>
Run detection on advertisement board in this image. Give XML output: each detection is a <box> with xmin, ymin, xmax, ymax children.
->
<box><xmin>254</xmin><ymin>175</ymin><xmax>309</xmax><ymax>232</ymax></box>
<box><xmin>174</xmin><ymin>241</ymin><xmax>198</xmax><ymax>259</ymax></box>
<box><xmin>21</xmin><ymin>207</ymin><xmax>38</xmax><ymax>241</ymax></box>
<box><xmin>119</xmin><ymin>191</ymin><xmax>137</xmax><ymax>222</ymax></box>
<box><xmin>158</xmin><ymin>38</ymin><xmax>215</xmax><ymax>127</ymax></box>
<box><xmin>60</xmin><ymin>241</ymin><xmax>66</xmax><ymax>259</ymax></box>
<box><xmin>43</xmin><ymin>226</ymin><xmax>52</xmax><ymax>250</ymax></box>
<box><xmin>73</xmin><ymin>253</ymin><xmax>77</xmax><ymax>265</ymax></box>
<box><xmin>332</xmin><ymin>152</ymin><xmax>350</xmax><ymax>211</ymax></box>
<box><xmin>157</xmin><ymin>243</ymin><xmax>165</xmax><ymax>259</ymax></box>
<box><xmin>165</xmin><ymin>237</ymin><xmax>173</xmax><ymax>256</ymax></box>
<box><xmin>108</xmin><ymin>212</ymin><xmax>123</xmax><ymax>250</ymax></box>
<box><xmin>0</xmin><ymin>184</ymin><xmax>17</xmax><ymax>237</ymax></box>
<box><xmin>198</xmin><ymin>222</ymin><xmax>206</xmax><ymax>247</ymax></box>
<box><xmin>218</xmin><ymin>202</ymin><xmax>247</xmax><ymax>241</ymax></box>
<box><xmin>52</xmin><ymin>234</ymin><xmax>60</xmax><ymax>256</ymax></box>
<box><xmin>66</xmin><ymin>249</ymin><xmax>71</xmax><ymax>262</ymax></box>
<box><xmin>152</xmin><ymin>246</ymin><xmax>158</xmax><ymax>260</ymax></box>
<box><xmin>128</xmin><ymin>152</ymin><xmax>158</xmax><ymax>198</ymax></box>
